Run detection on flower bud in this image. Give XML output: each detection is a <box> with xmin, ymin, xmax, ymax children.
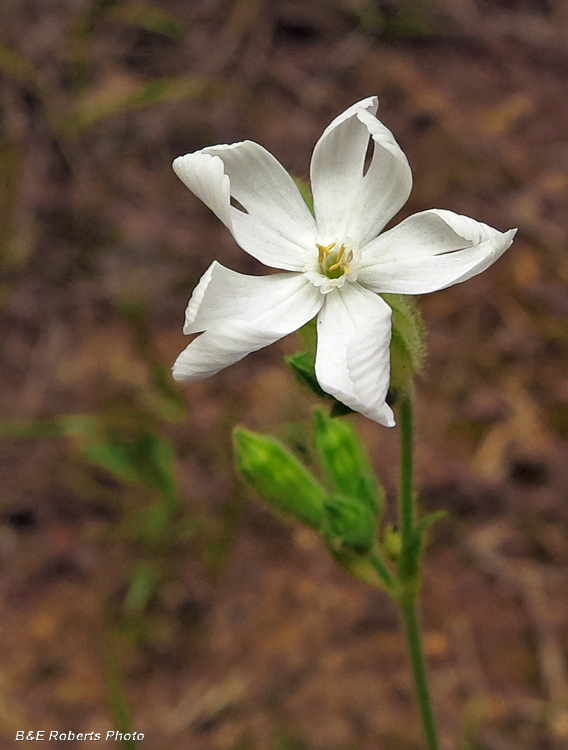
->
<box><xmin>233</xmin><ymin>427</ymin><xmax>326</xmax><ymax>530</ymax></box>
<box><xmin>312</xmin><ymin>408</ymin><xmax>383</xmax><ymax>516</ymax></box>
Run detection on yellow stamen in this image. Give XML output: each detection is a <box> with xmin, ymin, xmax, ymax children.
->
<box><xmin>316</xmin><ymin>242</ymin><xmax>336</xmax><ymax>263</ymax></box>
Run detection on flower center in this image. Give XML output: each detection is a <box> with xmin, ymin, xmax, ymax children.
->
<box><xmin>316</xmin><ymin>242</ymin><xmax>354</xmax><ymax>280</ymax></box>
<box><xmin>303</xmin><ymin>237</ymin><xmax>360</xmax><ymax>293</ymax></box>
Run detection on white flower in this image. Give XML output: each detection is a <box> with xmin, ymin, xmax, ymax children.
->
<box><xmin>171</xmin><ymin>97</ymin><xmax>516</xmax><ymax>427</ymax></box>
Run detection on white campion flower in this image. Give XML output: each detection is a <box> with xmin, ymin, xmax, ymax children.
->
<box><xmin>171</xmin><ymin>97</ymin><xmax>516</xmax><ymax>427</ymax></box>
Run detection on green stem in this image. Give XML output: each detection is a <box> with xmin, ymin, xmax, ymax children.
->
<box><xmin>398</xmin><ymin>390</ymin><xmax>414</xmax><ymax>550</ymax></box>
<box><xmin>400</xmin><ymin>599</ymin><xmax>441</xmax><ymax>750</ymax></box>
<box><xmin>396</xmin><ymin>390</ymin><xmax>440</xmax><ymax>750</ymax></box>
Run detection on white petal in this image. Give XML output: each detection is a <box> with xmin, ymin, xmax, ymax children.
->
<box><xmin>173</xmin><ymin>268</ymin><xmax>323</xmax><ymax>382</ymax></box>
<box><xmin>310</xmin><ymin>97</ymin><xmax>412</xmax><ymax>246</ymax></box>
<box><xmin>359</xmin><ymin>209</ymin><xmax>516</xmax><ymax>294</ymax></box>
<box><xmin>183</xmin><ymin>262</ymin><xmax>323</xmax><ymax>335</ymax></box>
<box><xmin>315</xmin><ymin>283</ymin><xmax>394</xmax><ymax>426</ymax></box>
<box><xmin>172</xmin><ymin>320</ymin><xmax>282</xmax><ymax>382</ymax></box>
<box><xmin>173</xmin><ymin>142</ymin><xmax>316</xmax><ymax>271</ymax></box>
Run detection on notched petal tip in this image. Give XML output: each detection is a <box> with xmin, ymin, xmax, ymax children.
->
<box><xmin>183</xmin><ymin>261</ymin><xmax>219</xmax><ymax>334</ymax></box>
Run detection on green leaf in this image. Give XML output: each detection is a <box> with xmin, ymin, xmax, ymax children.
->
<box><xmin>322</xmin><ymin>493</ymin><xmax>377</xmax><ymax>554</ymax></box>
<box><xmin>81</xmin><ymin>433</ymin><xmax>180</xmax><ymax>511</ymax></box>
<box><xmin>329</xmin><ymin>401</ymin><xmax>354</xmax><ymax>417</ymax></box>
<box><xmin>285</xmin><ymin>351</ymin><xmax>326</xmax><ymax>398</ymax></box>
<box><xmin>416</xmin><ymin>509</ymin><xmax>446</xmax><ymax>535</ymax></box>
<box><xmin>312</xmin><ymin>408</ymin><xmax>383</xmax><ymax>515</ymax></box>
<box><xmin>81</xmin><ymin>438</ymin><xmax>139</xmax><ymax>484</ymax></box>
<box><xmin>285</xmin><ymin>351</ymin><xmax>354</xmax><ymax>415</ymax></box>
<box><xmin>233</xmin><ymin>427</ymin><xmax>325</xmax><ymax>530</ymax></box>
<box><xmin>136</xmin><ymin>434</ymin><xmax>179</xmax><ymax>512</ymax></box>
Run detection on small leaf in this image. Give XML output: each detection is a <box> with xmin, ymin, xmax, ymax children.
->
<box><xmin>81</xmin><ymin>432</ymin><xmax>180</xmax><ymax>511</ymax></box>
<box><xmin>285</xmin><ymin>351</ymin><xmax>354</xmax><ymax>416</ymax></box>
<box><xmin>285</xmin><ymin>351</ymin><xmax>327</xmax><ymax>399</ymax></box>
<box><xmin>416</xmin><ymin>510</ymin><xmax>446</xmax><ymax>534</ymax></box>
<box><xmin>81</xmin><ymin>438</ymin><xmax>139</xmax><ymax>484</ymax></box>
<box><xmin>136</xmin><ymin>434</ymin><xmax>179</xmax><ymax>512</ymax></box>
<box><xmin>233</xmin><ymin>427</ymin><xmax>325</xmax><ymax>530</ymax></box>
<box><xmin>312</xmin><ymin>408</ymin><xmax>383</xmax><ymax>516</ymax></box>
<box><xmin>329</xmin><ymin>401</ymin><xmax>354</xmax><ymax>418</ymax></box>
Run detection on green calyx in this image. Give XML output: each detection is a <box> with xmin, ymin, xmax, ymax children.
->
<box><xmin>382</xmin><ymin>293</ymin><xmax>426</xmax><ymax>394</ymax></box>
<box><xmin>323</xmin><ymin>493</ymin><xmax>378</xmax><ymax>554</ymax></box>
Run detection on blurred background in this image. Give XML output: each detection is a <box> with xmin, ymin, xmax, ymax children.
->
<box><xmin>1</xmin><ymin>0</ymin><xmax>568</xmax><ymax>748</ymax></box>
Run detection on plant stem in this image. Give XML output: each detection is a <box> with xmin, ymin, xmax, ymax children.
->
<box><xmin>398</xmin><ymin>390</ymin><xmax>414</xmax><ymax>549</ymax></box>
<box><xmin>397</xmin><ymin>390</ymin><xmax>440</xmax><ymax>750</ymax></box>
<box><xmin>400</xmin><ymin>598</ymin><xmax>440</xmax><ymax>750</ymax></box>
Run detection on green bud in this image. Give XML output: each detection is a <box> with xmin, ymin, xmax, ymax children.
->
<box><xmin>382</xmin><ymin>294</ymin><xmax>426</xmax><ymax>393</ymax></box>
<box><xmin>233</xmin><ymin>426</ymin><xmax>326</xmax><ymax>530</ymax></box>
<box><xmin>322</xmin><ymin>493</ymin><xmax>378</xmax><ymax>554</ymax></box>
<box><xmin>313</xmin><ymin>408</ymin><xmax>384</xmax><ymax>516</ymax></box>
<box><xmin>383</xmin><ymin>525</ymin><xmax>403</xmax><ymax>561</ymax></box>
